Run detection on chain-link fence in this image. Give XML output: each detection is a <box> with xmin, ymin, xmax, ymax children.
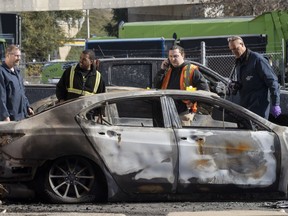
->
<box><xmin>185</xmin><ymin>41</ymin><xmax>286</xmax><ymax>86</ymax></box>
<box><xmin>22</xmin><ymin>41</ymin><xmax>287</xmax><ymax>86</ymax></box>
<box><xmin>205</xmin><ymin>52</ymin><xmax>284</xmax><ymax>78</ymax></box>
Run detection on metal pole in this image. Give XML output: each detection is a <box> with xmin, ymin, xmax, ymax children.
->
<box><xmin>18</xmin><ymin>14</ymin><xmax>21</xmax><ymax>47</ymax></box>
<box><xmin>201</xmin><ymin>41</ymin><xmax>206</xmax><ymax>66</ymax></box>
<box><xmin>86</xmin><ymin>9</ymin><xmax>90</xmax><ymax>39</ymax></box>
<box><xmin>15</xmin><ymin>14</ymin><xmax>18</xmax><ymax>45</ymax></box>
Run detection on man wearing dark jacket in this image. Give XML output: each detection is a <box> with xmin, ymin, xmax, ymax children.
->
<box><xmin>0</xmin><ymin>45</ymin><xmax>34</xmax><ymax>121</ymax></box>
<box><xmin>154</xmin><ymin>45</ymin><xmax>209</xmax><ymax>125</ymax></box>
<box><xmin>228</xmin><ymin>36</ymin><xmax>281</xmax><ymax>119</ymax></box>
<box><xmin>56</xmin><ymin>49</ymin><xmax>105</xmax><ymax>102</ymax></box>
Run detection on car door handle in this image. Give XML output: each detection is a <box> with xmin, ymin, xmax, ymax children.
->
<box><xmin>107</xmin><ymin>130</ymin><xmax>118</xmax><ymax>137</ymax></box>
<box><xmin>180</xmin><ymin>137</ymin><xmax>187</xmax><ymax>140</ymax></box>
<box><xmin>98</xmin><ymin>132</ymin><xmax>105</xmax><ymax>135</ymax></box>
<box><xmin>106</xmin><ymin>130</ymin><xmax>121</xmax><ymax>143</ymax></box>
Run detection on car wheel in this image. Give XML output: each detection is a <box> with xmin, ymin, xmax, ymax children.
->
<box><xmin>42</xmin><ymin>156</ymin><xmax>100</xmax><ymax>203</ymax></box>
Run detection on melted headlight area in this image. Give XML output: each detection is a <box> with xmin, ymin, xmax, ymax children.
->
<box><xmin>0</xmin><ymin>152</ymin><xmax>33</xmax><ymax>180</ymax></box>
<box><xmin>0</xmin><ymin>133</ymin><xmax>25</xmax><ymax>147</ymax></box>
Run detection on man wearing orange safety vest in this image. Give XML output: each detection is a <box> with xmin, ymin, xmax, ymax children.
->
<box><xmin>154</xmin><ymin>45</ymin><xmax>209</xmax><ymax>126</ymax></box>
<box><xmin>56</xmin><ymin>49</ymin><xmax>105</xmax><ymax>102</ymax></box>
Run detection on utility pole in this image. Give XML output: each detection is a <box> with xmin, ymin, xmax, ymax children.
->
<box><xmin>86</xmin><ymin>9</ymin><xmax>90</xmax><ymax>39</ymax></box>
<box><xmin>17</xmin><ymin>13</ymin><xmax>21</xmax><ymax>47</ymax></box>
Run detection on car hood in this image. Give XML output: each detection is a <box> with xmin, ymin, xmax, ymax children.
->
<box><xmin>31</xmin><ymin>86</ymin><xmax>144</xmax><ymax>114</ymax></box>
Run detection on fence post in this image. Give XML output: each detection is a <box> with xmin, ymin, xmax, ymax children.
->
<box><xmin>281</xmin><ymin>38</ymin><xmax>285</xmax><ymax>87</ymax></box>
<box><xmin>201</xmin><ymin>41</ymin><xmax>206</xmax><ymax>66</ymax></box>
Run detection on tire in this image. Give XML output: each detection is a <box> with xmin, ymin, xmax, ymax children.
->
<box><xmin>41</xmin><ymin>156</ymin><xmax>101</xmax><ymax>203</ymax></box>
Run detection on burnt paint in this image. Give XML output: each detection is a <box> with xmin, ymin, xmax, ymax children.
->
<box><xmin>176</xmin><ymin>129</ymin><xmax>277</xmax><ymax>191</ymax></box>
<box><xmin>80</xmin><ymin>123</ymin><xmax>177</xmax><ymax>194</ymax></box>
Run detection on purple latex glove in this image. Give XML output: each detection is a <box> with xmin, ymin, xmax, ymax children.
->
<box><xmin>271</xmin><ymin>105</ymin><xmax>281</xmax><ymax>118</ymax></box>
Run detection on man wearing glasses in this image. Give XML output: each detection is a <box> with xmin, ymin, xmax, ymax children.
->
<box><xmin>0</xmin><ymin>45</ymin><xmax>34</xmax><ymax>121</ymax></box>
<box><xmin>154</xmin><ymin>45</ymin><xmax>209</xmax><ymax>126</ymax></box>
<box><xmin>227</xmin><ymin>36</ymin><xmax>281</xmax><ymax>119</ymax></box>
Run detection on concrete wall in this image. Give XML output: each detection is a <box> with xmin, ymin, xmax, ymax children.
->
<box><xmin>0</xmin><ymin>0</ymin><xmax>200</xmax><ymax>13</ymax></box>
<box><xmin>128</xmin><ymin>5</ymin><xmax>204</xmax><ymax>22</ymax></box>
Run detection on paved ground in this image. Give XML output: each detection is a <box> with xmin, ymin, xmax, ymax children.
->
<box><xmin>168</xmin><ymin>210</ymin><xmax>288</xmax><ymax>215</ymax></box>
<box><xmin>1</xmin><ymin>211</ymin><xmax>288</xmax><ymax>216</ymax></box>
<box><xmin>1</xmin><ymin>213</ymin><xmax>120</xmax><ymax>215</ymax></box>
<box><xmin>2</xmin><ymin>200</ymin><xmax>288</xmax><ymax>216</ymax></box>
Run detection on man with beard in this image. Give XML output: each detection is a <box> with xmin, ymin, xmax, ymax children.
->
<box><xmin>154</xmin><ymin>45</ymin><xmax>209</xmax><ymax>126</ymax></box>
<box><xmin>56</xmin><ymin>49</ymin><xmax>105</xmax><ymax>102</ymax></box>
<box><xmin>0</xmin><ymin>45</ymin><xmax>34</xmax><ymax>121</ymax></box>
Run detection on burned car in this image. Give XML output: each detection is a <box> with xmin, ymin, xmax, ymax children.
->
<box><xmin>1</xmin><ymin>89</ymin><xmax>288</xmax><ymax>203</ymax></box>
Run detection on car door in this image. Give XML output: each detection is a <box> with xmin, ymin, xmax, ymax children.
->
<box><xmin>78</xmin><ymin>96</ymin><xmax>178</xmax><ymax>194</ymax></box>
<box><xmin>168</xmin><ymin>95</ymin><xmax>280</xmax><ymax>193</ymax></box>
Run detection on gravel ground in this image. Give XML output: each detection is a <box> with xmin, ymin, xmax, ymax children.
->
<box><xmin>1</xmin><ymin>200</ymin><xmax>288</xmax><ymax>216</ymax></box>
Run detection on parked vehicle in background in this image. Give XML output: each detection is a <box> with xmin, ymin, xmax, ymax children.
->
<box><xmin>2</xmin><ymin>89</ymin><xmax>288</xmax><ymax>204</ymax></box>
<box><xmin>118</xmin><ymin>11</ymin><xmax>288</xmax><ymax>66</ymax></box>
<box><xmin>85</xmin><ymin>37</ymin><xmax>175</xmax><ymax>58</ymax></box>
<box><xmin>41</xmin><ymin>61</ymin><xmax>77</xmax><ymax>84</ymax></box>
<box><xmin>25</xmin><ymin>57</ymin><xmax>288</xmax><ymax>126</ymax></box>
<box><xmin>27</xmin><ymin>58</ymin><xmax>164</xmax><ymax>103</ymax></box>
<box><xmin>118</xmin><ymin>11</ymin><xmax>288</xmax><ymax>83</ymax></box>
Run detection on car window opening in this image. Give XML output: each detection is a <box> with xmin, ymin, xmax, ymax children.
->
<box><xmin>85</xmin><ymin>97</ymin><xmax>164</xmax><ymax>128</ymax></box>
<box><xmin>172</xmin><ymin>96</ymin><xmax>264</xmax><ymax>130</ymax></box>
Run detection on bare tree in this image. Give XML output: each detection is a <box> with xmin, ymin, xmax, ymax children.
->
<box><xmin>200</xmin><ymin>0</ymin><xmax>288</xmax><ymax>17</ymax></box>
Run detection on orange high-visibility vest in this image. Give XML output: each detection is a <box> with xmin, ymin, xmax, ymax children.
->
<box><xmin>161</xmin><ymin>63</ymin><xmax>198</xmax><ymax>90</ymax></box>
<box><xmin>161</xmin><ymin>63</ymin><xmax>198</xmax><ymax>112</ymax></box>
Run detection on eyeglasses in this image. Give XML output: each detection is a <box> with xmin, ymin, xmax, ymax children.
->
<box><xmin>227</xmin><ymin>36</ymin><xmax>243</xmax><ymax>42</ymax></box>
<box><xmin>169</xmin><ymin>54</ymin><xmax>181</xmax><ymax>59</ymax></box>
<box><xmin>9</xmin><ymin>53</ymin><xmax>21</xmax><ymax>57</ymax></box>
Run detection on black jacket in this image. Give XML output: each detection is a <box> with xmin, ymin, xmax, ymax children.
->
<box><xmin>232</xmin><ymin>49</ymin><xmax>280</xmax><ymax>119</ymax></box>
<box><xmin>56</xmin><ymin>63</ymin><xmax>106</xmax><ymax>101</ymax></box>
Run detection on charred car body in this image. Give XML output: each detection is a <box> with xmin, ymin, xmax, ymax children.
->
<box><xmin>1</xmin><ymin>89</ymin><xmax>288</xmax><ymax>203</ymax></box>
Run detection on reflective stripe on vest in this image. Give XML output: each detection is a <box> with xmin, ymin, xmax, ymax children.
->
<box><xmin>161</xmin><ymin>64</ymin><xmax>198</xmax><ymax>112</ymax></box>
<box><xmin>67</xmin><ymin>65</ymin><xmax>101</xmax><ymax>96</ymax></box>
<box><xmin>161</xmin><ymin>63</ymin><xmax>198</xmax><ymax>90</ymax></box>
